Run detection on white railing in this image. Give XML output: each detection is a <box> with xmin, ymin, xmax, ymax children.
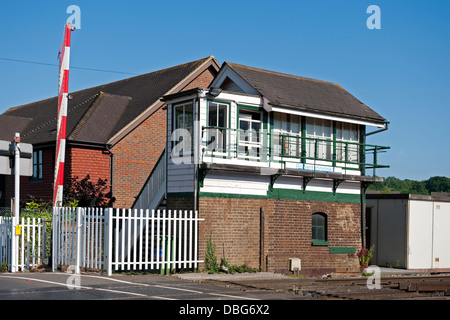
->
<box><xmin>1</xmin><ymin>215</ymin><xmax>47</xmax><ymax>271</ymax></box>
<box><xmin>133</xmin><ymin>150</ymin><xmax>166</xmax><ymax>211</ymax></box>
<box><xmin>52</xmin><ymin>207</ymin><xmax>204</xmax><ymax>276</ymax></box>
<box><xmin>18</xmin><ymin>217</ymin><xmax>47</xmax><ymax>270</ymax></box>
<box><xmin>52</xmin><ymin>207</ymin><xmax>105</xmax><ymax>272</ymax></box>
<box><xmin>0</xmin><ymin>216</ymin><xmax>12</xmax><ymax>269</ymax></box>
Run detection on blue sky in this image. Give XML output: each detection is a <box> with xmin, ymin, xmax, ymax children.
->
<box><xmin>0</xmin><ymin>0</ymin><xmax>449</xmax><ymax>180</ymax></box>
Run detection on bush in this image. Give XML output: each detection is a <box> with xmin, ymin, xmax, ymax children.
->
<box><xmin>204</xmin><ymin>235</ymin><xmax>219</xmax><ymax>273</ymax></box>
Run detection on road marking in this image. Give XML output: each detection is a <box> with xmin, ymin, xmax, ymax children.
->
<box><xmin>0</xmin><ymin>275</ymin><xmax>170</xmax><ymax>300</ymax></box>
<box><xmin>0</xmin><ymin>274</ymin><xmax>261</xmax><ymax>300</ymax></box>
<box><xmin>207</xmin><ymin>292</ymin><xmax>260</xmax><ymax>300</ymax></box>
<box><xmin>76</xmin><ymin>274</ymin><xmax>261</xmax><ymax>300</ymax></box>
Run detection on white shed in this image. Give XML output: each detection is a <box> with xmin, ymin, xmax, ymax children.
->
<box><xmin>366</xmin><ymin>193</ymin><xmax>450</xmax><ymax>271</ymax></box>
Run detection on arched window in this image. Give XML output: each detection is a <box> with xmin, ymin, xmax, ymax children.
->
<box><xmin>312</xmin><ymin>213</ymin><xmax>328</xmax><ymax>246</ymax></box>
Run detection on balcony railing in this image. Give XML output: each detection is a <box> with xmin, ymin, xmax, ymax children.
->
<box><xmin>201</xmin><ymin>126</ymin><xmax>389</xmax><ymax>177</ymax></box>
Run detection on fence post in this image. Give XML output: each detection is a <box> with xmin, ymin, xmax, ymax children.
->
<box><xmin>75</xmin><ymin>207</ymin><xmax>82</xmax><ymax>274</ymax></box>
<box><xmin>52</xmin><ymin>207</ymin><xmax>57</xmax><ymax>272</ymax></box>
<box><xmin>104</xmin><ymin>208</ymin><xmax>113</xmax><ymax>276</ymax></box>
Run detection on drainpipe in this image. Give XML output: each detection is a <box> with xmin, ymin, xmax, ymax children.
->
<box><xmin>361</xmin><ymin>122</ymin><xmax>389</xmax><ymax>248</ymax></box>
<box><xmin>365</xmin><ymin>122</ymin><xmax>389</xmax><ymax>137</ymax></box>
<box><xmin>193</xmin><ymin>96</ymin><xmax>198</xmax><ymax>215</ymax></box>
<box><xmin>106</xmin><ymin>144</ymin><xmax>114</xmax><ymax>205</ymax></box>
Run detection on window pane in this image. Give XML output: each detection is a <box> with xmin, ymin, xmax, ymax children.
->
<box><xmin>291</xmin><ymin>115</ymin><xmax>300</xmax><ymax>134</ymax></box>
<box><xmin>208</xmin><ymin>103</ymin><xmax>217</xmax><ymax>127</ymax></box>
<box><xmin>336</xmin><ymin>123</ymin><xmax>343</xmax><ymax>140</ymax></box>
<box><xmin>344</xmin><ymin>123</ymin><xmax>351</xmax><ymax>141</ymax></box>
<box><xmin>350</xmin><ymin>124</ymin><xmax>358</xmax><ymax>141</ymax></box>
<box><xmin>184</xmin><ymin>104</ymin><xmax>193</xmax><ymax>137</ymax></box>
<box><xmin>251</xmin><ymin>121</ymin><xmax>261</xmax><ymax>133</ymax></box>
<box><xmin>218</xmin><ymin>104</ymin><xmax>227</xmax><ymax>128</ymax></box>
<box><xmin>323</xmin><ymin>120</ymin><xmax>332</xmax><ymax>138</ymax></box>
<box><xmin>306</xmin><ymin>119</ymin><xmax>314</xmax><ymax>136</ymax></box>
<box><xmin>273</xmin><ymin>113</ymin><xmax>280</xmax><ymax>131</ymax></box>
<box><xmin>239</xmin><ymin>120</ymin><xmax>249</xmax><ymax>131</ymax></box>
<box><xmin>281</xmin><ymin>113</ymin><xmax>289</xmax><ymax>132</ymax></box>
<box><xmin>175</xmin><ymin>106</ymin><xmax>184</xmax><ymax>130</ymax></box>
<box><xmin>312</xmin><ymin>213</ymin><xmax>326</xmax><ymax>241</ymax></box>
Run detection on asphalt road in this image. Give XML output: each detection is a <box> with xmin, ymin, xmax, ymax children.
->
<box><xmin>0</xmin><ymin>272</ymin><xmax>300</xmax><ymax>301</ymax></box>
<box><xmin>0</xmin><ymin>272</ymin><xmax>307</xmax><ymax>318</ymax></box>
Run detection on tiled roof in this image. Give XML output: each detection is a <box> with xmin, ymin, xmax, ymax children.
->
<box><xmin>1</xmin><ymin>56</ymin><xmax>218</xmax><ymax>145</ymax></box>
<box><xmin>226</xmin><ymin>62</ymin><xmax>387</xmax><ymax>124</ymax></box>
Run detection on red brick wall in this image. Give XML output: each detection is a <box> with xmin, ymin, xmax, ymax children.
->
<box><xmin>66</xmin><ymin>146</ymin><xmax>111</xmax><ymax>181</ymax></box>
<box><xmin>111</xmin><ymin>106</ymin><xmax>166</xmax><ymax>208</ymax></box>
<box><xmin>65</xmin><ymin>146</ymin><xmax>111</xmax><ymax>189</ymax></box>
<box><xmin>198</xmin><ymin>197</ymin><xmax>361</xmax><ymax>276</ymax></box>
<box><xmin>182</xmin><ymin>66</ymin><xmax>218</xmax><ymax>91</ymax></box>
<box><xmin>2</xmin><ymin>146</ymin><xmax>111</xmax><ymax>205</ymax></box>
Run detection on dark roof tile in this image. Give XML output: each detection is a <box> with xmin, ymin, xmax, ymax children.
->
<box><xmin>227</xmin><ymin>62</ymin><xmax>386</xmax><ymax>123</ymax></box>
<box><xmin>1</xmin><ymin>56</ymin><xmax>217</xmax><ymax>145</ymax></box>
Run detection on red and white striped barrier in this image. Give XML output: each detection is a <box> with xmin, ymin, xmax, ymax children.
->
<box><xmin>54</xmin><ymin>23</ymin><xmax>75</xmax><ymax>207</ymax></box>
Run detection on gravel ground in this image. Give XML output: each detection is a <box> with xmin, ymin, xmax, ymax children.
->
<box><xmin>174</xmin><ymin>267</ymin><xmax>430</xmax><ymax>282</ymax></box>
<box><xmin>175</xmin><ymin>271</ymin><xmax>291</xmax><ymax>281</ymax></box>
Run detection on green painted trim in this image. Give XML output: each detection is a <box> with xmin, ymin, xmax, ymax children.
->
<box><xmin>267</xmin><ymin>188</ymin><xmax>361</xmax><ymax>204</ymax></box>
<box><xmin>332</xmin><ymin>121</ymin><xmax>337</xmax><ymax>167</ymax></box>
<box><xmin>360</xmin><ymin>125</ymin><xmax>366</xmax><ymax>175</ymax></box>
<box><xmin>237</xmin><ymin>103</ymin><xmax>263</xmax><ymax>111</ymax></box>
<box><xmin>301</xmin><ymin>116</ymin><xmax>306</xmax><ymax>164</ymax></box>
<box><xmin>198</xmin><ymin>189</ymin><xmax>360</xmax><ymax>203</ymax></box>
<box><xmin>312</xmin><ymin>240</ymin><xmax>329</xmax><ymax>246</ymax></box>
<box><xmin>329</xmin><ymin>247</ymin><xmax>356</xmax><ymax>254</ymax></box>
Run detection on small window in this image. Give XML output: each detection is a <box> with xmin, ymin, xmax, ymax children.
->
<box><xmin>238</xmin><ymin>109</ymin><xmax>262</xmax><ymax>158</ymax></box>
<box><xmin>312</xmin><ymin>212</ymin><xmax>328</xmax><ymax>246</ymax></box>
<box><xmin>206</xmin><ymin>101</ymin><xmax>229</xmax><ymax>152</ymax></box>
<box><xmin>336</xmin><ymin>122</ymin><xmax>359</xmax><ymax>163</ymax></box>
<box><xmin>172</xmin><ymin>102</ymin><xmax>194</xmax><ymax>157</ymax></box>
<box><xmin>273</xmin><ymin>113</ymin><xmax>301</xmax><ymax>157</ymax></box>
<box><xmin>305</xmin><ymin>118</ymin><xmax>332</xmax><ymax>160</ymax></box>
<box><xmin>31</xmin><ymin>150</ymin><xmax>43</xmax><ymax>181</ymax></box>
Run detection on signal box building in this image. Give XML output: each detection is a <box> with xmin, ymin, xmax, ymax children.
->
<box><xmin>134</xmin><ymin>62</ymin><xmax>390</xmax><ymax>275</ymax></box>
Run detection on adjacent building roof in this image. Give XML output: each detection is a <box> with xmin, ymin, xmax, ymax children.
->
<box><xmin>224</xmin><ymin>62</ymin><xmax>387</xmax><ymax>124</ymax></box>
<box><xmin>0</xmin><ymin>56</ymin><xmax>219</xmax><ymax>146</ymax></box>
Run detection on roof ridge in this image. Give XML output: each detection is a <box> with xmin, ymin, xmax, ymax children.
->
<box><xmin>22</xmin><ymin>92</ymin><xmax>101</xmax><ymax>138</ymax></box>
<box><xmin>3</xmin><ymin>56</ymin><xmax>215</xmax><ymax>114</ymax></box>
<box><xmin>227</xmin><ymin>62</ymin><xmax>340</xmax><ymax>86</ymax></box>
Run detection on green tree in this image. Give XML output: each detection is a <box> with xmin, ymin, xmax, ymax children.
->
<box><xmin>368</xmin><ymin>176</ymin><xmax>449</xmax><ymax>195</ymax></box>
<box><xmin>425</xmin><ymin>176</ymin><xmax>450</xmax><ymax>193</ymax></box>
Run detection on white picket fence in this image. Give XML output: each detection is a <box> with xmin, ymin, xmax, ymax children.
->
<box><xmin>52</xmin><ymin>207</ymin><xmax>204</xmax><ymax>276</ymax></box>
<box><xmin>0</xmin><ymin>215</ymin><xmax>48</xmax><ymax>271</ymax></box>
<box><xmin>0</xmin><ymin>216</ymin><xmax>12</xmax><ymax>269</ymax></box>
<box><xmin>52</xmin><ymin>207</ymin><xmax>105</xmax><ymax>272</ymax></box>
